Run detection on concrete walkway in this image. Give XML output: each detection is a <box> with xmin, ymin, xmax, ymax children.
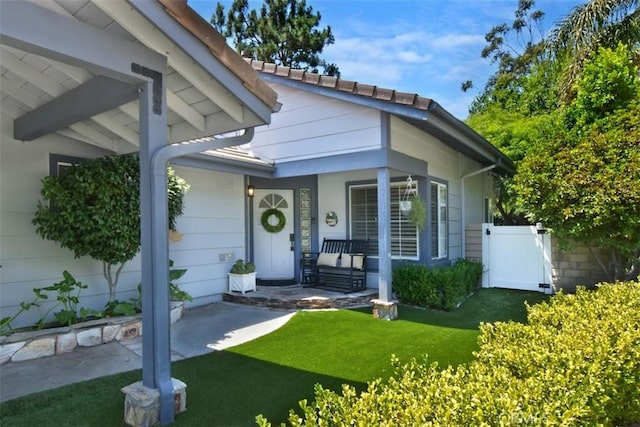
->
<box><xmin>0</xmin><ymin>302</ymin><xmax>296</xmax><ymax>402</ymax></box>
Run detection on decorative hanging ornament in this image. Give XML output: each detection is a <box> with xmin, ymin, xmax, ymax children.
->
<box><xmin>400</xmin><ymin>175</ymin><xmax>417</xmax><ymax>214</ymax></box>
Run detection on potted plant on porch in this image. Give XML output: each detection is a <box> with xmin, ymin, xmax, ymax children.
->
<box><xmin>228</xmin><ymin>259</ymin><xmax>257</xmax><ymax>294</ymax></box>
<box><xmin>405</xmin><ymin>193</ymin><xmax>427</xmax><ymax>231</ymax></box>
<box><xmin>399</xmin><ymin>175</ymin><xmax>426</xmax><ymax>231</ymax></box>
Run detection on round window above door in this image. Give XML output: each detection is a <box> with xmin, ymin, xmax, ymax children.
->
<box><xmin>258</xmin><ymin>193</ymin><xmax>289</xmax><ymax>209</ymax></box>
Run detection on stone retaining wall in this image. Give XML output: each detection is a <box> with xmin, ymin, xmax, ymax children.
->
<box><xmin>0</xmin><ymin>302</ymin><xmax>183</xmax><ymax>364</ymax></box>
<box><xmin>551</xmin><ymin>243</ymin><xmax>609</xmax><ymax>293</ymax></box>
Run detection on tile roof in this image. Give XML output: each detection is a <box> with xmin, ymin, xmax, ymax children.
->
<box><xmin>245</xmin><ymin>59</ymin><xmax>433</xmax><ymax>111</ymax></box>
<box><xmin>158</xmin><ymin>0</ymin><xmax>279</xmax><ymax>111</ymax></box>
<box><xmin>244</xmin><ymin>58</ymin><xmax>515</xmax><ymax>175</ymax></box>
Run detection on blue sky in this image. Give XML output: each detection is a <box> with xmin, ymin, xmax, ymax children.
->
<box><xmin>189</xmin><ymin>0</ymin><xmax>584</xmax><ymax>119</ymax></box>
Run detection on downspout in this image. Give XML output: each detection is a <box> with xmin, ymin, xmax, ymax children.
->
<box><xmin>147</xmin><ymin>128</ymin><xmax>255</xmax><ymax>424</ymax></box>
<box><xmin>461</xmin><ymin>164</ymin><xmax>496</xmax><ymax>258</ymax></box>
<box><xmin>152</xmin><ymin>128</ymin><xmax>255</xmax><ymax>167</ymax></box>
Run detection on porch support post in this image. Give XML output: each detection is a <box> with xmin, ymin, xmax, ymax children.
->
<box><xmin>138</xmin><ymin>72</ymin><xmax>175</xmax><ymax>425</ymax></box>
<box><xmin>377</xmin><ymin>167</ymin><xmax>393</xmax><ymax>302</ymax></box>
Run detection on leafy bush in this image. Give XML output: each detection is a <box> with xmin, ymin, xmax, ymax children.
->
<box><xmin>0</xmin><ymin>271</ymin><xmax>99</xmax><ymax>334</ymax></box>
<box><xmin>392</xmin><ymin>259</ymin><xmax>482</xmax><ymax>310</ymax></box>
<box><xmin>1</xmin><ymin>261</ymin><xmax>191</xmax><ymax>334</ymax></box>
<box><xmin>257</xmin><ymin>281</ymin><xmax>640</xmax><ymax>426</ymax></box>
<box><xmin>230</xmin><ymin>259</ymin><xmax>256</xmax><ymax>274</ymax></box>
<box><xmin>32</xmin><ymin>153</ymin><xmax>190</xmax><ymax>303</ymax></box>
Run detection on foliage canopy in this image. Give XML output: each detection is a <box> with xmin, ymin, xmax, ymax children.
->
<box><xmin>514</xmin><ymin>45</ymin><xmax>640</xmax><ymax>280</ymax></box>
<box><xmin>466</xmin><ymin>0</ymin><xmax>640</xmax><ymax>280</ymax></box>
<box><xmin>32</xmin><ymin>153</ymin><xmax>190</xmax><ymax>301</ymax></box>
<box><xmin>211</xmin><ymin>0</ymin><xmax>339</xmax><ymax>75</ymax></box>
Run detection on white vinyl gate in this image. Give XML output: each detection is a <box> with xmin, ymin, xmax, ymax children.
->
<box><xmin>481</xmin><ymin>224</ymin><xmax>553</xmax><ymax>293</ymax></box>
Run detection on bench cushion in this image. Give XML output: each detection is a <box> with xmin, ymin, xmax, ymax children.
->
<box><xmin>317</xmin><ymin>252</ymin><xmax>340</xmax><ymax>267</ymax></box>
<box><xmin>341</xmin><ymin>253</ymin><xmax>364</xmax><ymax>270</ymax></box>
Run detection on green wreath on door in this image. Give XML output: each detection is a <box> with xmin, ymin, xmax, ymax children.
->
<box><xmin>261</xmin><ymin>208</ymin><xmax>286</xmax><ymax>233</ymax></box>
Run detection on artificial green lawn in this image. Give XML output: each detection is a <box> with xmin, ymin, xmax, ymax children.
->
<box><xmin>0</xmin><ymin>288</ymin><xmax>548</xmax><ymax>427</ymax></box>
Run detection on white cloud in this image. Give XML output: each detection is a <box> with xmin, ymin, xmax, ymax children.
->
<box><xmin>428</xmin><ymin>34</ymin><xmax>485</xmax><ymax>50</ymax></box>
<box><xmin>396</xmin><ymin>50</ymin><xmax>433</xmax><ymax>64</ymax></box>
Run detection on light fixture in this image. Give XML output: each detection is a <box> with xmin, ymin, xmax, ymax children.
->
<box><xmin>247</xmin><ymin>184</ymin><xmax>255</xmax><ymax>198</ymax></box>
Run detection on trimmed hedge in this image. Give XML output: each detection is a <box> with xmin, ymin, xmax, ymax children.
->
<box><xmin>257</xmin><ymin>281</ymin><xmax>640</xmax><ymax>426</ymax></box>
<box><xmin>392</xmin><ymin>259</ymin><xmax>483</xmax><ymax>310</ymax></box>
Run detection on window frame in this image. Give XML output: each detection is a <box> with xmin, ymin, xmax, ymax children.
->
<box><xmin>430</xmin><ymin>180</ymin><xmax>448</xmax><ymax>260</ymax></box>
<box><xmin>49</xmin><ymin>154</ymin><xmax>85</xmax><ymax>177</ymax></box>
<box><xmin>348</xmin><ymin>180</ymin><xmax>420</xmax><ymax>261</ymax></box>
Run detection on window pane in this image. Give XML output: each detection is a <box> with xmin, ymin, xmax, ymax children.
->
<box><xmin>431</xmin><ymin>181</ymin><xmax>448</xmax><ymax>259</ymax></box>
<box><xmin>431</xmin><ymin>184</ymin><xmax>438</xmax><ymax>256</ymax></box>
<box><xmin>350</xmin><ymin>182</ymin><xmax>418</xmax><ymax>259</ymax></box>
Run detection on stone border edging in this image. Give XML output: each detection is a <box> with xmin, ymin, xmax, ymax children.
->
<box><xmin>0</xmin><ymin>302</ymin><xmax>184</xmax><ymax>364</ymax></box>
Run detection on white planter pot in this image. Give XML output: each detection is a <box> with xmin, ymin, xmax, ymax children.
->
<box><xmin>228</xmin><ymin>272</ymin><xmax>257</xmax><ymax>294</ymax></box>
<box><xmin>399</xmin><ymin>200</ymin><xmax>412</xmax><ymax>216</ymax></box>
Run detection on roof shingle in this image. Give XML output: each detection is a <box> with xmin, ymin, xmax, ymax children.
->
<box><xmin>244</xmin><ymin>58</ymin><xmax>434</xmax><ymax>111</ymax></box>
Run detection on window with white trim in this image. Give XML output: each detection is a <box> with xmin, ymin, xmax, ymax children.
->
<box><xmin>431</xmin><ymin>181</ymin><xmax>448</xmax><ymax>259</ymax></box>
<box><xmin>349</xmin><ymin>182</ymin><xmax>419</xmax><ymax>259</ymax></box>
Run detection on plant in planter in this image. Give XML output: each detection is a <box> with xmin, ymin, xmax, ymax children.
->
<box><xmin>399</xmin><ymin>176</ymin><xmax>426</xmax><ymax>231</ymax></box>
<box><xmin>228</xmin><ymin>259</ymin><xmax>257</xmax><ymax>294</ymax></box>
<box><xmin>406</xmin><ymin>193</ymin><xmax>427</xmax><ymax>231</ymax></box>
<box><xmin>104</xmin><ymin>259</ymin><xmax>192</xmax><ymax>318</ymax></box>
<box><xmin>0</xmin><ymin>271</ymin><xmax>100</xmax><ymax>334</ymax></box>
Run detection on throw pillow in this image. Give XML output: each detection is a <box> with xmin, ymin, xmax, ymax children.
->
<box><xmin>317</xmin><ymin>252</ymin><xmax>340</xmax><ymax>267</ymax></box>
<box><xmin>342</xmin><ymin>254</ymin><xmax>364</xmax><ymax>270</ymax></box>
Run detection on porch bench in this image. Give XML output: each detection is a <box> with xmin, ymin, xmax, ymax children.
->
<box><xmin>301</xmin><ymin>238</ymin><xmax>368</xmax><ymax>293</ymax></box>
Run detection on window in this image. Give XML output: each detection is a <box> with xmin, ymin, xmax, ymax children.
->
<box><xmin>49</xmin><ymin>154</ymin><xmax>84</xmax><ymax>176</ymax></box>
<box><xmin>431</xmin><ymin>181</ymin><xmax>448</xmax><ymax>259</ymax></box>
<box><xmin>349</xmin><ymin>182</ymin><xmax>419</xmax><ymax>259</ymax></box>
<box><xmin>47</xmin><ymin>154</ymin><xmax>85</xmax><ymax>213</ymax></box>
<box><xmin>484</xmin><ymin>197</ymin><xmax>492</xmax><ymax>224</ymax></box>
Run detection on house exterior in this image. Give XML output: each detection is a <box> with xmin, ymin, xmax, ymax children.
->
<box><xmin>0</xmin><ymin>2</ymin><xmax>514</xmax><ymax>331</ymax></box>
<box><xmin>0</xmin><ymin>0</ymin><xmax>513</xmax><ymax>422</ymax></box>
<box><xmin>239</xmin><ymin>60</ymin><xmax>514</xmax><ymax>300</ymax></box>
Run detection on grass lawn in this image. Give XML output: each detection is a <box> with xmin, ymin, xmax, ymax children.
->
<box><xmin>0</xmin><ymin>288</ymin><xmax>548</xmax><ymax>427</ymax></box>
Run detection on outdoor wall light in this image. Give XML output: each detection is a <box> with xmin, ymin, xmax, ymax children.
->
<box><xmin>247</xmin><ymin>184</ymin><xmax>255</xmax><ymax>198</ymax></box>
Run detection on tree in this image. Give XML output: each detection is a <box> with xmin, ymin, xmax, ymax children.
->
<box><xmin>32</xmin><ymin>154</ymin><xmax>190</xmax><ymax>302</ymax></box>
<box><xmin>514</xmin><ymin>45</ymin><xmax>640</xmax><ymax>281</ymax></box>
<box><xmin>466</xmin><ymin>1</ymin><xmax>640</xmax><ymax>279</ymax></box>
<box><xmin>211</xmin><ymin>0</ymin><xmax>339</xmax><ymax>75</ymax></box>
<box><xmin>466</xmin><ymin>0</ymin><xmax>548</xmax><ymax>114</ymax></box>
<box><xmin>548</xmin><ymin>0</ymin><xmax>640</xmax><ymax>100</ymax></box>
<box><xmin>463</xmin><ymin>1</ymin><xmax>561</xmax><ymax>224</ymax></box>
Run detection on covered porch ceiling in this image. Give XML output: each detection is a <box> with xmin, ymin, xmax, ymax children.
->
<box><xmin>0</xmin><ymin>0</ymin><xmax>279</xmax><ymax>153</ymax></box>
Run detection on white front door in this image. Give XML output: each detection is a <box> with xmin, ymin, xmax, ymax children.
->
<box><xmin>253</xmin><ymin>189</ymin><xmax>295</xmax><ymax>280</ymax></box>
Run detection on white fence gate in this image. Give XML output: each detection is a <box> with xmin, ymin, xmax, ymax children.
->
<box><xmin>481</xmin><ymin>224</ymin><xmax>553</xmax><ymax>293</ymax></box>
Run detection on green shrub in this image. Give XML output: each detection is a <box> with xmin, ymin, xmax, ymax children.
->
<box><xmin>476</xmin><ymin>281</ymin><xmax>640</xmax><ymax>424</ymax></box>
<box><xmin>230</xmin><ymin>259</ymin><xmax>256</xmax><ymax>274</ymax></box>
<box><xmin>392</xmin><ymin>259</ymin><xmax>482</xmax><ymax>310</ymax></box>
<box><xmin>257</xmin><ymin>281</ymin><xmax>640</xmax><ymax>426</ymax></box>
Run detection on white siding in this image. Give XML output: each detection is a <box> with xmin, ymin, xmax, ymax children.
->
<box><xmin>317</xmin><ymin>170</ymin><xmax>376</xmax><ymax>242</ymax></box>
<box><xmin>0</xmin><ymin>114</ymin><xmax>246</xmax><ymax>328</ymax></box>
<box><xmin>390</xmin><ymin>117</ymin><xmax>494</xmax><ymax>261</ymax></box>
<box><xmin>250</xmin><ymin>84</ymin><xmax>383</xmax><ymax>162</ymax></box>
<box><xmin>1</xmin><ymin>115</ymin><xmax>122</xmax><ymax>328</ymax></box>
<box><xmin>168</xmin><ymin>166</ymin><xmax>246</xmax><ymax>304</ymax></box>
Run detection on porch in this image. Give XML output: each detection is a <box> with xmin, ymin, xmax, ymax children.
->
<box><xmin>223</xmin><ymin>284</ymin><xmax>378</xmax><ymax>310</ymax></box>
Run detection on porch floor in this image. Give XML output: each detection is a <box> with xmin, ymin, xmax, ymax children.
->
<box><xmin>223</xmin><ymin>284</ymin><xmax>379</xmax><ymax>310</ymax></box>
